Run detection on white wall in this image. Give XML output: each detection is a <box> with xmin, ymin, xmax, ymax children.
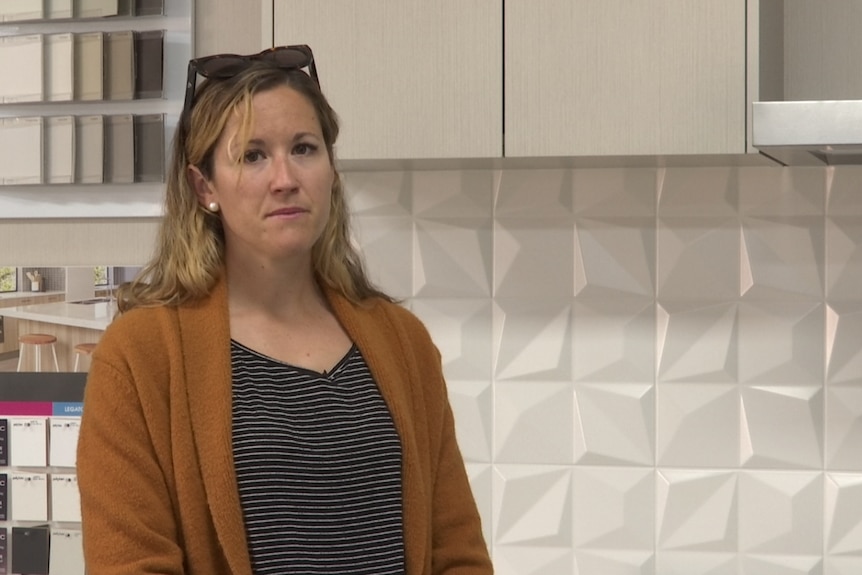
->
<box><xmin>344</xmin><ymin>164</ymin><xmax>862</xmax><ymax>574</ymax></box>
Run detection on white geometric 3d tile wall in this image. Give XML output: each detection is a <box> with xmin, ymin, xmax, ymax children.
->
<box><xmin>343</xmin><ymin>165</ymin><xmax>862</xmax><ymax>575</ymax></box>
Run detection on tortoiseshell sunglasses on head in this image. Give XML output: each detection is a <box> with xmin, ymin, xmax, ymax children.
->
<box><xmin>183</xmin><ymin>44</ymin><xmax>318</xmax><ymax>115</ymax></box>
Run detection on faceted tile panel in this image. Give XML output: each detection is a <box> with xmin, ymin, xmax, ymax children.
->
<box><xmin>825</xmin><ymin>382</ymin><xmax>862</xmax><ymax>471</ymax></box>
<box><xmin>495</xmin><ymin>169</ymin><xmax>574</xmax><ymax>217</ymax></box>
<box><xmin>825</xmin><ymin>473</ymin><xmax>862</xmax><ymax>556</ymax></box>
<box><xmin>657</xmin><ymin>167</ymin><xmax>739</xmax><ymax>218</ymax></box>
<box><xmin>414</xmin><ymin>217</ymin><xmax>492</xmax><ymax>297</ymax></box>
<box><xmin>574</xmin><ymin>383</ymin><xmax>654</xmax><ymax>466</ymax></box>
<box><xmin>411</xmin><ymin>169</ymin><xmax>495</xmax><ymax>218</ymax></box>
<box><xmin>656</xmin><ymin>382</ymin><xmax>740</xmax><ymax>468</ymax></box>
<box><xmin>493</xmin><ymin>298</ymin><xmax>573</xmax><ymax>382</ymax></box>
<box><xmin>572</xmin><ymin>168</ymin><xmax>657</xmax><ymax>218</ymax></box>
<box><xmin>826</xmin><ymin>303</ymin><xmax>862</xmax><ymax>385</ymax></box>
<box><xmin>656</xmin><ymin>470</ymin><xmax>738</xmax><ymax>552</ymax></box>
<box><xmin>825</xmin><ymin>216</ymin><xmax>862</xmax><ymax>301</ymax></box>
<box><xmin>740</xmin><ymin>385</ymin><xmax>823</xmax><ymax>469</ymax></box>
<box><xmin>573</xmin><ymin>550</ymin><xmax>654</xmax><ymax>575</ymax></box>
<box><xmin>343</xmin><ymin>170</ymin><xmax>412</xmax><ymax>216</ymax></box>
<box><xmin>739</xmin><ymin>555</ymin><xmax>823</xmax><ymax>575</ymax></box>
<box><xmin>351</xmin><ymin>214</ymin><xmax>413</xmax><ymax>298</ymax></box>
<box><xmin>827</xmin><ymin>166</ymin><xmax>862</xmax><ymax>217</ymax></box>
<box><xmin>657</xmin><ymin>216</ymin><xmax>740</xmax><ymax>301</ymax></box>
<box><xmin>574</xmin><ymin>217</ymin><xmax>656</xmax><ymax>298</ymax></box>
<box><xmin>654</xmin><ymin>551</ymin><xmax>738</xmax><ymax>575</ymax></box>
<box><xmin>494</xmin><ymin>547</ymin><xmax>574</xmax><ymax>575</ymax></box>
<box><xmin>738</xmin><ymin>471</ymin><xmax>823</xmax><ymax>555</ymax></box>
<box><xmin>826</xmin><ymin>557</ymin><xmax>862</xmax><ymax>575</ymax></box>
<box><xmin>494</xmin><ymin>216</ymin><xmax>576</xmax><ymax>298</ymax></box>
<box><xmin>446</xmin><ymin>379</ymin><xmax>493</xmax><ymax>463</ymax></box>
<box><xmin>657</xmin><ymin>301</ymin><xmax>738</xmax><ymax>384</ymax></box>
<box><xmin>738</xmin><ymin>166</ymin><xmax>824</xmax><ymax>217</ymax></box>
<box><xmin>737</xmin><ymin>301</ymin><xmax>824</xmax><ymax>385</ymax></box>
<box><xmin>494</xmin><ymin>381</ymin><xmax>574</xmax><ymax>464</ymax></box>
<box><xmin>572</xmin><ymin>467</ymin><xmax>654</xmax><ymax>549</ymax></box>
<box><xmin>410</xmin><ymin>298</ymin><xmax>493</xmax><ymax>381</ymax></box>
<box><xmin>740</xmin><ymin>216</ymin><xmax>824</xmax><ymax>300</ymax></box>
<box><xmin>573</xmin><ymin>297</ymin><xmax>655</xmax><ymax>383</ymax></box>
<box><xmin>493</xmin><ymin>465</ymin><xmax>573</xmax><ymax>547</ymax></box>
<box><xmin>467</xmin><ymin>463</ymin><xmax>494</xmax><ymax>549</ymax></box>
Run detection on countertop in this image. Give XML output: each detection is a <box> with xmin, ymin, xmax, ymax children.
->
<box><xmin>0</xmin><ymin>301</ymin><xmax>116</xmax><ymax>331</ymax></box>
<box><xmin>0</xmin><ymin>290</ymin><xmax>65</xmax><ymax>301</ymax></box>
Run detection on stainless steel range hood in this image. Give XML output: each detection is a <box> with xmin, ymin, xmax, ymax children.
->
<box><xmin>752</xmin><ymin>100</ymin><xmax>862</xmax><ymax>166</ymax></box>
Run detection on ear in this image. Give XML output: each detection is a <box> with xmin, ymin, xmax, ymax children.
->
<box><xmin>188</xmin><ymin>164</ymin><xmax>215</xmax><ymax>209</ymax></box>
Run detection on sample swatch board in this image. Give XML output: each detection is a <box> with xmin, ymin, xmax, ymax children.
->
<box><xmin>0</xmin><ymin>113</ymin><xmax>165</xmax><ymax>185</ymax></box>
<box><xmin>0</xmin><ymin>0</ymin><xmax>164</xmax><ymax>21</ymax></box>
<box><xmin>0</xmin><ymin>30</ymin><xmax>164</xmax><ymax>103</ymax></box>
<box><xmin>0</xmin><ymin>373</ymin><xmax>86</xmax><ymax>575</ymax></box>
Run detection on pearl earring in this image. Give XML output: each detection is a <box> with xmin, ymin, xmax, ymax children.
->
<box><xmin>207</xmin><ymin>202</ymin><xmax>219</xmax><ymax>213</ymax></box>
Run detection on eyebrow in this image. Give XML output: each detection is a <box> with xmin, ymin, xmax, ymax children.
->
<box><xmin>245</xmin><ymin>132</ymin><xmax>322</xmax><ymax>146</ymax></box>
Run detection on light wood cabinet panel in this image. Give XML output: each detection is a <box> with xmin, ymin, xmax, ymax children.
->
<box><xmin>505</xmin><ymin>0</ymin><xmax>747</xmax><ymax>157</ymax></box>
<box><xmin>272</xmin><ymin>0</ymin><xmax>502</xmax><ymax>160</ymax></box>
<box><xmin>194</xmin><ymin>1</ymin><xmax>268</xmax><ymax>57</ymax></box>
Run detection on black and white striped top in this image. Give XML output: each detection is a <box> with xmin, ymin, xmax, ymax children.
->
<box><xmin>231</xmin><ymin>340</ymin><xmax>406</xmax><ymax>575</ymax></box>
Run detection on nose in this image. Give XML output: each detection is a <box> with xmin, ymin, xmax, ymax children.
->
<box><xmin>270</xmin><ymin>153</ymin><xmax>298</xmax><ymax>192</ymax></box>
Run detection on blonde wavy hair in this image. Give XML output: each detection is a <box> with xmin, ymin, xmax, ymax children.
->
<box><xmin>117</xmin><ymin>63</ymin><xmax>391</xmax><ymax>312</ymax></box>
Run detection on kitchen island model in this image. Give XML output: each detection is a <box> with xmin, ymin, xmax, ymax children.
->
<box><xmin>1</xmin><ymin>300</ymin><xmax>115</xmax><ymax>371</ymax></box>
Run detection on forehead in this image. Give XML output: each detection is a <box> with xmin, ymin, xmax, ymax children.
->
<box><xmin>229</xmin><ymin>85</ymin><xmax>322</xmax><ymax>136</ymax></box>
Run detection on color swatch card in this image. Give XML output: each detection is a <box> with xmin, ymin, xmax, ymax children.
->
<box><xmin>74</xmin><ymin>32</ymin><xmax>104</xmax><ymax>101</ymax></box>
<box><xmin>10</xmin><ymin>472</ymin><xmax>48</xmax><ymax>522</ymax></box>
<box><xmin>0</xmin><ymin>0</ymin><xmax>43</xmax><ymax>22</ymax></box>
<box><xmin>49</xmin><ymin>530</ymin><xmax>85</xmax><ymax>575</ymax></box>
<box><xmin>134</xmin><ymin>114</ymin><xmax>165</xmax><ymax>182</ymax></box>
<box><xmin>134</xmin><ymin>0</ymin><xmax>164</xmax><ymax>16</ymax></box>
<box><xmin>49</xmin><ymin>418</ymin><xmax>80</xmax><ymax>468</ymax></box>
<box><xmin>8</xmin><ymin>417</ymin><xmax>47</xmax><ymax>467</ymax></box>
<box><xmin>134</xmin><ymin>30</ymin><xmax>164</xmax><ymax>99</ymax></box>
<box><xmin>106</xmin><ymin>30</ymin><xmax>135</xmax><ymax>101</ymax></box>
<box><xmin>0</xmin><ymin>473</ymin><xmax>7</xmax><ymax>521</ymax></box>
<box><xmin>0</xmin><ymin>526</ymin><xmax>7</xmax><ymax>575</ymax></box>
<box><xmin>50</xmin><ymin>474</ymin><xmax>81</xmax><ymax>523</ymax></box>
<box><xmin>0</xmin><ymin>117</ymin><xmax>43</xmax><ymax>185</ymax></box>
<box><xmin>75</xmin><ymin>115</ymin><xmax>104</xmax><ymax>184</ymax></box>
<box><xmin>0</xmin><ymin>418</ymin><xmax>8</xmax><ymax>466</ymax></box>
<box><xmin>46</xmin><ymin>116</ymin><xmax>76</xmax><ymax>185</ymax></box>
<box><xmin>105</xmin><ymin>114</ymin><xmax>135</xmax><ymax>183</ymax></box>
<box><xmin>45</xmin><ymin>33</ymin><xmax>74</xmax><ymax>102</ymax></box>
<box><xmin>46</xmin><ymin>0</ymin><xmax>73</xmax><ymax>20</ymax></box>
<box><xmin>75</xmin><ymin>0</ymin><xmax>119</xmax><ymax>18</ymax></box>
<box><xmin>11</xmin><ymin>526</ymin><xmax>50</xmax><ymax>575</ymax></box>
<box><xmin>0</xmin><ymin>34</ymin><xmax>43</xmax><ymax>103</ymax></box>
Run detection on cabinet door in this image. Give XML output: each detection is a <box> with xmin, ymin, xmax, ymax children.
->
<box><xmin>273</xmin><ymin>0</ymin><xmax>502</xmax><ymax>160</ymax></box>
<box><xmin>505</xmin><ymin>0</ymin><xmax>746</xmax><ymax>157</ymax></box>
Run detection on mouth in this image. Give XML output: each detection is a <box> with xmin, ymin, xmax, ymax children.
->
<box><xmin>267</xmin><ymin>207</ymin><xmax>307</xmax><ymax>218</ymax></box>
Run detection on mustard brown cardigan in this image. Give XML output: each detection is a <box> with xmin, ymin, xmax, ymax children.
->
<box><xmin>76</xmin><ymin>276</ymin><xmax>493</xmax><ymax>575</ymax></box>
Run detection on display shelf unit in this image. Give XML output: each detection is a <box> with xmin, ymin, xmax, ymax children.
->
<box><xmin>0</xmin><ymin>372</ymin><xmax>87</xmax><ymax>574</ymax></box>
<box><xmin>0</xmin><ymin>0</ymin><xmax>192</xmax><ymax>218</ymax></box>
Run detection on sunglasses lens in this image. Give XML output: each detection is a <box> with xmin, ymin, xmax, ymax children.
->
<box><xmin>197</xmin><ymin>57</ymin><xmax>249</xmax><ymax>78</ymax></box>
<box><xmin>265</xmin><ymin>47</ymin><xmax>312</xmax><ymax>69</ymax></box>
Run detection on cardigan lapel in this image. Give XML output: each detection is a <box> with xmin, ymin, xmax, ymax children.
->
<box><xmin>178</xmin><ymin>276</ymin><xmax>252</xmax><ymax>575</ymax></box>
<box><xmin>324</xmin><ymin>289</ymin><xmax>429</xmax><ymax>575</ymax></box>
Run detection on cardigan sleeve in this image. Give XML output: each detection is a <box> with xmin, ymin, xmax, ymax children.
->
<box><xmin>76</xmin><ymin>324</ymin><xmax>186</xmax><ymax>575</ymax></box>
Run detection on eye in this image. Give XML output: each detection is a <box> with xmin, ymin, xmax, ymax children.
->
<box><xmin>293</xmin><ymin>142</ymin><xmax>318</xmax><ymax>156</ymax></box>
<box><xmin>243</xmin><ymin>149</ymin><xmax>265</xmax><ymax>163</ymax></box>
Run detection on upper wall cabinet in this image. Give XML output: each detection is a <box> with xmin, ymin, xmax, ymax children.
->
<box><xmin>272</xmin><ymin>0</ymin><xmax>502</xmax><ymax>161</ymax></box>
<box><xmin>196</xmin><ymin>0</ymin><xmax>747</xmax><ymax>161</ymax></box>
<box><xmin>505</xmin><ymin>0</ymin><xmax>747</xmax><ymax>157</ymax></box>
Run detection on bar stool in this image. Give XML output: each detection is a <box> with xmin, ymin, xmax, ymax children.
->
<box><xmin>73</xmin><ymin>343</ymin><xmax>98</xmax><ymax>372</ymax></box>
<box><xmin>17</xmin><ymin>333</ymin><xmax>60</xmax><ymax>372</ymax></box>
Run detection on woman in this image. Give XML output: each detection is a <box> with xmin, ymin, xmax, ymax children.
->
<box><xmin>76</xmin><ymin>45</ymin><xmax>493</xmax><ymax>575</ymax></box>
